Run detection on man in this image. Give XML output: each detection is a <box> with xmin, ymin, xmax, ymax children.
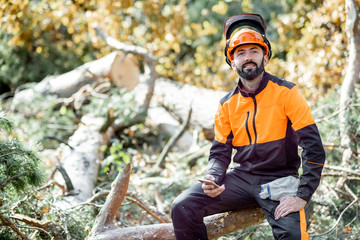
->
<box><xmin>171</xmin><ymin>13</ymin><xmax>325</xmax><ymax>240</ymax></box>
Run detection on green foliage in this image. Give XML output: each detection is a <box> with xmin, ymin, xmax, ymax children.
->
<box><xmin>82</xmin><ymin>87</ymin><xmax>138</xmax><ymax>122</ymax></box>
<box><xmin>10</xmin><ymin>93</ymin><xmax>77</xmax><ymax>149</ymax></box>
<box><xmin>100</xmin><ymin>140</ymin><xmax>131</xmax><ymax>181</ymax></box>
<box><xmin>0</xmin><ymin>32</ymin><xmax>82</xmax><ymax>92</ymax></box>
<box><xmin>0</xmin><ymin>110</ymin><xmax>13</xmax><ymax>133</ymax></box>
<box><xmin>0</xmin><ymin>0</ymin><xmax>98</xmax><ymax>92</ymax></box>
<box><xmin>0</xmin><ymin>111</ymin><xmax>48</xmax><ymax>238</ymax></box>
<box><xmin>1</xmin><ymin>187</ymin><xmax>95</xmax><ymax>239</ymax></box>
<box><xmin>0</xmin><ymin>110</ymin><xmax>45</xmax><ymax>192</ymax></box>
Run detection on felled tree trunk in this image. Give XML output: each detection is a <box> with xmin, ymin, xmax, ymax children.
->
<box><xmin>55</xmin><ymin>115</ymin><xmax>114</xmax><ymax>205</ymax></box>
<box><xmin>134</xmin><ymin>77</ymin><xmax>227</xmax><ymax>141</ymax></box>
<box><xmin>88</xmin><ymin>164</ymin><xmax>265</xmax><ymax>240</ymax></box>
<box><xmin>13</xmin><ymin>51</ymin><xmax>140</xmax><ymax>104</ymax></box>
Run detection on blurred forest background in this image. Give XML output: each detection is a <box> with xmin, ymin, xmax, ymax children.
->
<box><xmin>1</xmin><ymin>0</ymin><xmax>359</xmax><ymax>239</ymax></box>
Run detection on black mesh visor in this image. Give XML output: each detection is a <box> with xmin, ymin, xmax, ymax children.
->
<box><xmin>224</xmin><ymin>14</ymin><xmax>267</xmax><ymax>40</ymax></box>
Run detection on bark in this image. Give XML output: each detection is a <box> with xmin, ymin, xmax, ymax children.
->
<box><xmin>88</xmin><ymin>164</ymin><xmax>265</xmax><ymax>240</ymax></box>
<box><xmin>88</xmin><ymin>164</ymin><xmax>132</xmax><ymax>236</ymax></box>
<box><xmin>10</xmin><ymin>214</ymin><xmax>54</xmax><ymax>232</ymax></box>
<box><xmin>339</xmin><ymin>0</ymin><xmax>360</xmax><ymax>167</ymax></box>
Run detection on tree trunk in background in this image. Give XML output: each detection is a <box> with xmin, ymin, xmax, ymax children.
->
<box><xmin>339</xmin><ymin>0</ymin><xmax>360</xmax><ymax>168</ymax></box>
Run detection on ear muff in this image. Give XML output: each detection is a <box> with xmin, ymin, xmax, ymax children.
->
<box><xmin>224</xmin><ymin>40</ymin><xmax>231</xmax><ymax>66</ymax></box>
<box><xmin>262</xmin><ymin>34</ymin><xmax>272</xmax><ymax>59</ymax></box>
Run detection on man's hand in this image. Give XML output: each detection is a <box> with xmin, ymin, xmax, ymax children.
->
<box><xmin>201</xmin><ymin>175</ymin><xmax>225</xmax><ymax>198</ymax></box>
<box><xmin>274</xmin><ymin>196</ymin><xmax>307</xmax><ymax>220</ymax></box>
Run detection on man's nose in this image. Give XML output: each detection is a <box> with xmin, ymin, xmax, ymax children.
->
<box><xmin>244</xmin><ymin>53</ymin><xmax>252</xmax><ymax>62</ymax></box>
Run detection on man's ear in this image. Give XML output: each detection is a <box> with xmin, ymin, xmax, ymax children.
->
<box><xmin>263</xmin><ymin>54</ymin><xmax>269</xmax><ymax>67</ymax></box>
<box><xmin>231</xmin><ymin>60</ymin><xmax>237</xmax><ymax>71</ymax></box>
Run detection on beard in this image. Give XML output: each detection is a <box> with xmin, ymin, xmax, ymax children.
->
<box><xmin>236</xmin><ymin>57</ymin><xmax>265</xmax><ymax>80</ymax></box>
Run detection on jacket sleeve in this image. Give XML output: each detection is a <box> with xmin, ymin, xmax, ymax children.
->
<box><xmin>206</xmin><ymin>102</ymin><xmax>233</xmax><ymax>184</ymax></box>
<box><xmin>285</xmin><ymin>86</ymin><xmax>326</xmax><ymax>202</ymax></box>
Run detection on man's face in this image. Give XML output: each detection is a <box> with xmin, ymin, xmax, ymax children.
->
<box><xmin>231</xmin><ymin>44</ymin><xmax>268</xmax><ymax>80</ymax></box>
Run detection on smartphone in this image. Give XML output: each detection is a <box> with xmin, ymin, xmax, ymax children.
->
<box><xmin>198</xmin><ymin>178</ymin><xmax>220</xmax><ymax>188</ymax></box>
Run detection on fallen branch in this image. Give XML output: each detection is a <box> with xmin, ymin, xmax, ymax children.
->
<box><xmin>183</xmin><ymin>143</ymin><xmax>211</xmax><ymax>168</ymax></box>
<box><xmin>126</xmin><ymin>190</ymin><xmax>171</xmax><ymax>223</ymax></box>
<box><xmin>152</xmin><ymin>107</ymin><xmax>192</xmax><ymax>172</ymax></box>
<box><xmin>72</xmin><ymin>189</ymin><xmax>171</xmax><ymax>224</ymax></box>
<box><xmin>0</xmin><ymin>213</ymin><xmax>29</xmax><ymax>240</ymax></box>
<box><xmin>89</xmin><ymin>164</ymin><xmax>132</xmax><ymax>236</ymax></box>
<box><xmin>56</xmin><ymin>164</ymin><xmax>75</xmax><ymax>194</ymax></box>
<box><xmin>323</xmin><ymin>165</ymin><xmax>360</xmax><ymax>176</ymax></box>
<box><xmin>17</xmin><ymin>225</ymin><xmax>53</xmax><ymax>239</ymax></box>
<box><xmin>38</xmin><ymin>180</ymin><xmax>66</xmax><ymax>196</ymax></box>
<box><xmin>310</xmin><ymin>198</ymin><xmax>358</xmax><ymax>238</ymax></box>
<box><xmin>10</xmin><ymin>214</ymin><xmax>54</xmax><ymax>232</ymax></box>
<box><xmin>321</xmin><ymin>173</ymin><xmax>360</xmax><ymax>181</ymax></box>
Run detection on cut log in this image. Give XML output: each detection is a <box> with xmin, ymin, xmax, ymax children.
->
<box><xmin>88</xmin><ymin>208</ymin><xmax>265</xmax><ymax>240</ymax></box>
<box><xmin>55</xmin><ymin>115</ymin><xmax>114</xmax><ymax>205</ymax></box>
<box><xmin>12</xmin><ymin>51</ymin><xmax>139</xmax><ymax>104</ymax></box>
<box><xmin>88</xmin><ymin>164</ymin><xmax>265</xmax><ymax>240</ymax></box>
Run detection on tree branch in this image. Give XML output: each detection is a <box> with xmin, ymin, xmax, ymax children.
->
<box><xmin>126</xmin><ymin>190</ymin><xmax>171</xmax><ymax>223</ymax></box>
<box><xmin>323</xmin><ymin>165</ymin><xmax>360</xmax><ymax>176</ymax></box>
<box><xmin>0</xmin><ymin>213</ymin><xmax>29</xmax><ymax>240</ymax></box>
<box><xmin>310</xmin><ymin>199</ymin><xmax>358</xmax><ymax>238</ymax></box>
<box><xmin>89</xmin><ymin>164</ymin><xmax>132</xmax><ymax>236</ymax></box>
<box><xmin>149</xmin><ymin>107</ymin><xmax>192</xmax><ymax>176</ymax></box>
<box><xmin>10</xmin><ymin>214</ymin><xmax>54</xmax><ymax>232</ymax></box>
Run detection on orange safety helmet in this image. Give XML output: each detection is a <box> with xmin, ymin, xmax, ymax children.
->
<box><xmin>223</xmin><ymin>13</ymin><xmax>272</xmax><ymax>66</ymax></box>
<box><xmin>226</xmin><ymin>28</ymin><xmax>269</xmax><ymax>62</ymax></box>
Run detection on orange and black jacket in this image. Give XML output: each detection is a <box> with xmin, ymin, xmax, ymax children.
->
<box><xmin>207</xmin><ymin>72</ymin><xmax>326</xmax><ymax>202</ymax></box>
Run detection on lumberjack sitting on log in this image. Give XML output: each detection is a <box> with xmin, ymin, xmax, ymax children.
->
<box><xmin>171</xmin><ymin>13</ymin><xmax>326</xmax><ymax>240</ymax></box>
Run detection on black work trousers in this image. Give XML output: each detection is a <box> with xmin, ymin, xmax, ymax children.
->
<box><xmin>171</xmin><ymin>169</ymin><xmax>309</xmax><ymax>240</ymax></box>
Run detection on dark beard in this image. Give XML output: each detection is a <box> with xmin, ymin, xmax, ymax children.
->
<box><xmin>236</xmin><ymin>57</ymin><xmax>265</xmax><ymax>80</ymax></box>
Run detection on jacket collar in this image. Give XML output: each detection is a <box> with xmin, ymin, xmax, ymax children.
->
<box><xmin>237</xmin><ymin>71</ymin><xmax>270</xmax><ymax>97</ymax></box>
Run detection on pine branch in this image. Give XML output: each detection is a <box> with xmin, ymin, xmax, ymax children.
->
<box><xmin>0</xmin><ymin>172</ymin><xmax>26</xmax><ymax>191</ymax></box>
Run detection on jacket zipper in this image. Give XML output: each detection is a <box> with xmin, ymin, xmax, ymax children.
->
<box><xmin>245</xmin><ymin>111</ymin><xmax>252</xmax><ymax>144</ymax></box>
<box><xmin>252</xmin><ymin>96</ymin><xmax>258</xmax><ymax>144</ymax></box>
